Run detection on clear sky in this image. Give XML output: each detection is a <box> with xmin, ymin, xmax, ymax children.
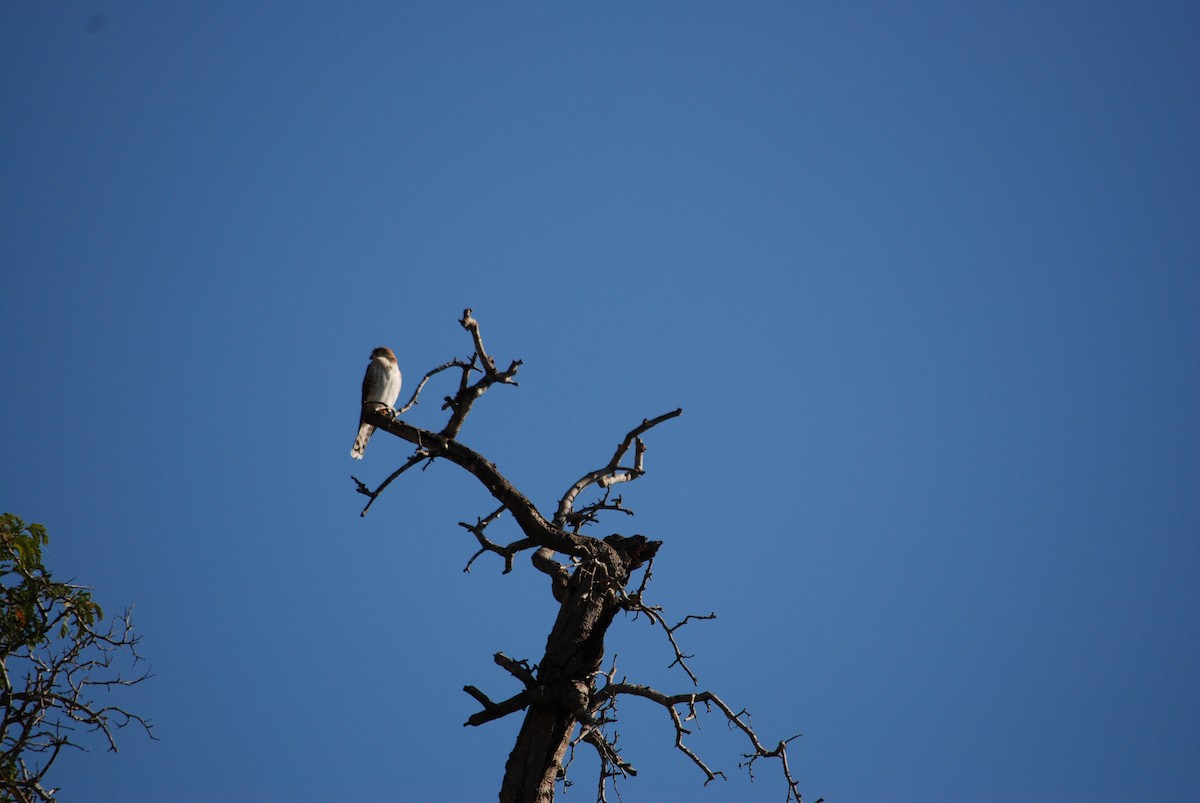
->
<box><xmin>2</xmin><ymin>3</ymin><xmax>1198</xmax><ymax>801</ymax></box>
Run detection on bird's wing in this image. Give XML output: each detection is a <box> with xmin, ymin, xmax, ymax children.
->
<box><xmin>362</xmin><ymin>358</ymin><xmax>393</xmax><ymax>404</ymax></box>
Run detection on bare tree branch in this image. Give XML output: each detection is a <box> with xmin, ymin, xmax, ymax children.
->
<box><xmin>397</xmin><ymin>358</ymin><xmax>475</xmax><ymax>415</ymax></box>
<box><xmin>592</xmin><ymin>684</ymin><xmax>804</xmax><ymax>802</ymax></box>
<box><xmin>462</xmin><ymin>653</ymin><xmax>539</xmax><ymax>727</ymax></box>
<box><xmin>441</xmin><ymin>308</ymin><xmax>522</xmax><ymax>439</ymax></box>
<box><xmin>460</xmin><ymin>507</ymin><xmax>539</xmax><ymax>574</ymax></box>
<box><xmin>618</xmin><ymin>559</ymin><xmax>716</xmax><ymax>684</ymax></box>
<box><xmin>554</xmin><ymin>409</ymin><xmax>683</xmax><ymax>529</ymax></box>
<box><xmin>1</xmin><ymin>602</ymin><xmax>154</xmax><ymax>803</ymax></box>
<box><xmin>493</xmin><ymin>652</ymin><xmax>537</xmax><ymax>687</ymax></box>
<box><xmin>353</xmin><ymin>448</ymin><xmax>435</xmax><ymax>517</ymax></box>
<box><xmin>463</xmin><ymin>686</ymin><xmax>532</xmax><ymax>727</ymax></box>
<box><xmin>563</xmin><ymin>490</ymin><xmax>635</xmax><ymax>534</ymax></box>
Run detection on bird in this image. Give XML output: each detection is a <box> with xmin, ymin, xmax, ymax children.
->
<box><xmin>351</xmin><ymin>346</ymin><xmax>402</xmax><ymax>459</ymax></box>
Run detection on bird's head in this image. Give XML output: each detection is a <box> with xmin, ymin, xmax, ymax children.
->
<box><xmin>371</xmin><ymin>346</ymin><xmax>397</xmax><ymax>363</ymax></box>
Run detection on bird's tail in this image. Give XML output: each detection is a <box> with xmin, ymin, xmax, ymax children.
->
<box><xmin>350</xmin><ymin>423</ymin><xmax>375</xmax><ymax>459</ymax></box>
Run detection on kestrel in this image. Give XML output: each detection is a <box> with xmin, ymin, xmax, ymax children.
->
<box><xmin>350</xmin><ymin>346</ymin><xmax>402</xmax><ymax>459</ymax></box>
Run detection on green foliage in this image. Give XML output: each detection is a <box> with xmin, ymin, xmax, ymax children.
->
<box><xmin>0</xmin><ymin>514</ymin><xmax>102</xmax><ymax>667</ymax></box>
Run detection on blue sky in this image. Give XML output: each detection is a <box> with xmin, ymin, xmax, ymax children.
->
<box><xmin>2</xmin><ymin>3</ymin><xmax>1198</xmax><ymax>801</ymax></box>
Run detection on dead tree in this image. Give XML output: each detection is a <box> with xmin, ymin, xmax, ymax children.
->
<box><xmin>352</xmin><ymin>310</ymin><xmax>807</xmax><ymax>803</ymax></box>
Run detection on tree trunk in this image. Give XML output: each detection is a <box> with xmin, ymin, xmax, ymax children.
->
<box><xmin>498</xmin><ymin>550</ymin><xmax>629</xmax><ymax>802</ymax></box>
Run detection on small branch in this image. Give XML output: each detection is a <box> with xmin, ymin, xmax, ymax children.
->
<box><xmin>462</xmin><ymin>687</ymin><xmax>531</xmax><ymax>727</ymax></box>
<box><xmin>563</xmin><ymin>491</ymin><xmax>634</xmax><ymax>533</ymax></box>
<box><xmin>462</xmin><ymin>653</ymin><xmax>538</xmax><ymax>727</ymax></box>
<box><xmin>440</xmin><ymin>309</ymin><xmax>522</xmax><ymax>439</ymax></box>
<box><xmin>463</xmin><ymin>685</ymin><xmax>495</xmax><ymax>709</ymax></box>
<box><xmin>355</xmin><ymin>449</ymin><xmax>435</xmax><ymax>517</ymax></box>
<box><xmin>741</xmin><ymin>734</ymin><xmax>805</xmax><ymax>799</ymax></box>
<box><xmin>581</xmin><ymin>726</ymin><xmax>637</xmax><ymax>778</ymax></box>
<box><xmin>621</xmin><ymin>579</ymin><xmax>715</xmax><ymax>686</ymax></box>
<box><xmin>555</xmin><ymin>409</ymin><xmax>682</xmax><ymax>529</ymax></box>
<box><xmin>459</xmin><ymin>308</ymin><xmax>494</xmax><ymax>372</ymax></box>
<box><xmin>493</xmin><ymin>652</ymin><xmax>537</xmax><ymax>687</ymax></box>
<box><xmin>572</xmin><ymin>657</ymin><xmax>641</xmax><ymax>802</ymax></box>
<box><xmin>397</xmin><ymin>358</ymin><xmax>475</xmax><ymax>414</ymax></box>
<box><xmin>0</xmin><ymin>605</ymin><xmax>154</xmax><ymax>796</ymax></box>
<box><xmin>458</xmin><ymin>506</ymin><xmax>539</xmax><ymax>574</ymax></box>
<box><xmin>593</xmin><ymin>684</ymin><xmax>804</xmax><ymax>802</ymax></box>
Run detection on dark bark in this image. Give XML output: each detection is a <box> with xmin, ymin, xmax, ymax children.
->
<box><xmin>498</xmin><ymin>536</ymin><xmax>659</xmax><ymax>802</ymax></box>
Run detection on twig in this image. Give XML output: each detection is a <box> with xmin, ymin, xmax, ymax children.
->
<box><xmin>564</xmin><ymin>491</ymin><xmax>635</xmax><ymax>533</ymax></box>
<box><xmin>592</xmin><ymin>684</ymin><xmax>804</xmax><ymax>802</ymax></box>
<box><xmin>397</xmin><ymin>358</ymin><xmax>475</xmax><ymax>414</ymax></box>
<box><xmin>355</xmin><ymin>449</ymin><xmax>434</xmax><ymax>517</ymax></box>
<box><xmin>459</xmin><ymin>507</ymin><xmax>539</xmax><ymax>573</ymax></box>
<box><xmin>620</xmin><ymin>582</ymin><xmax>715</xmax><ymax>686</ymax></box>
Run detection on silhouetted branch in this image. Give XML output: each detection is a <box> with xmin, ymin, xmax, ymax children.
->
<box><xmin>463</xmin><ymin>686</ymin><xmax>531</xmax><ymax>727</ymax></box>
<box><xmin>398</xmin><ymin>358</ymin><xmax>474</xmax><ymax>414</ymax></box>
<box><xmin>463</xmin><ymin>652</ymin><xmax>539</xmax><ymax>727</ymax></box>
<box><xmin>460</xmin><ymin>507</ymin><xmax>539</xmax><ymax>573</ymax></box>
<box><xmin>563</xmin><ymin>657</ymin><xmax>640</xmax><ymax>801</ymax></box>
<box><xmin>440</xmin><ymin>309</ymin><xmax>522</xmax><ymax>439</ymax></box>
<box><xmin>354</xmin><ymin>447</ymin><xmax>436</xmax><ymax>517</ymax></box>
<box><xmin>555</xmin><ymin>409</ymin><xmax>683</xmax><ymax>529</ymax></box>
<box><xmin>494</xmin><ymin>652</ymin><xmax>537</xmax><ymax>687</ymax></box>
<box><xmin>620</xmin><ymin>560</ymin><xmax>715</xmax><ymax>684</ymax></box>
<box><xmin>1</xmin><ymin>606</ymin><xmax>154</xmax><ymax>802</ymax></box>
<box><xmin>563</xmin><ymin>490</ymin><xmax>634</xmax><ymax>533</ymax></box>
<box><xmin>592</xmin><ymin>684</ymin><xmax>804</xmax><ymax>802</ymax></box>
